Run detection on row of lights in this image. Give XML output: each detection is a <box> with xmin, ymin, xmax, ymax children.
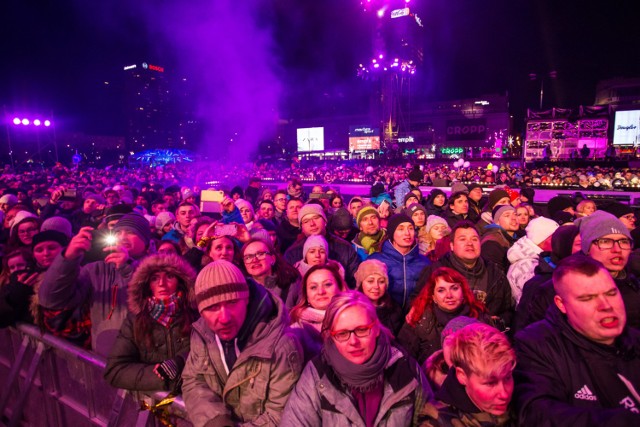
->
<box><xmin>12</xmin><ymin>117</ymin><xmax>52</xmax><ymax>127</ymax></box>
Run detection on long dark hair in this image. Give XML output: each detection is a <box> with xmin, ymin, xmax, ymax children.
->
<box><xmin>240</xmin><ymin>238</ymin><xmax>300</xmax><ymax>289</ymax></box>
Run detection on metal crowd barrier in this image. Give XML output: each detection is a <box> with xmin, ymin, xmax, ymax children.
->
<box><xmin>0</xmin><ymin>324</ymin><xmax>192</xmax><ymax>427</ymax></box>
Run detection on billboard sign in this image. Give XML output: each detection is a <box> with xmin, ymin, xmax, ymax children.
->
<box><xmin>297</xmin><ymin>127</ymin><xmax>324</xmax><ymax>152</ymax></box>
<box><xmin>613</xmin><ymin>110</ymin><xmax>640</xmax><ymax>146</ymax></box>
<box><xmin>445</xmin><ymin>118</ymin><xmax>487</xmax><ymax>141</ymax></box>
<box><xmin>349</xmin><ymin>126</ymin><xmax>380</xmax><ymax>151</ymax></box>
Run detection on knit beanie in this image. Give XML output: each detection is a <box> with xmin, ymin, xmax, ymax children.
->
<box><xmin>386</xmin><ymin>213</ymin><xmax>414</xmax><ymax>242</ymax></box>
<box><xmin>599</xmin><ymin>202</ymin><xmax>634</xmax><ymax>219</ymax></box>
<box><xmin>425</xmin><ymin>215</ymin><xmax>449</xmax><ymax>233</ymax></box>
<box><xmin>492</xmin><ymin>205</ymin><xmax>515</xmax><ymax>224</ymax></box>
<box><xmin>404</xmin><ymin>203</ymin><xmax>427</xmax><ymax>219</ymax></box>
<box><xmin>329</xmin><ymin>207</ymin><xmax>352</xmax><ymax>231</ymax></box>
<box><xmin>525</xmin><ymin>217</ymin><xmax>559</xmax><ymax>246</ymax></box>
<box><xmin>85</xmin><ymin>193</ymin><xmax>106</xmax><ymax>205</ymax></box>
<box><xmin>547</xmin><ymin>196</ymin><xmax>575</xmax><ymax>219</ymax></box>
<box><xmin>303</xmin><ymin>235</ymin><xmax>329</xmax><ymax>260</ymax></box>
<box><xmin>551</xmin><ymin>225</ymin><xmax>580</xmax><ymax>261</ymax></box>
<box><xmin>575</xmin><ymin>210</ymin><xmax>631</xmax><ymax>255</ymax></box>
<box><xmin>113</xmin><ymin>213</ymin><xmax>152</xmax><ymax>246</ymax></box>
<box><xmin>467</xmin><ymin>183</ymin><xmax>483</xmax><ymax>194</ymax></box>
<box><xmin>105</xmin><ymin>204</ymin><xmax>133</xmax><ymax>224</ymax></box>
<box><xmin>354</xmin><ymin>259</ymin><xmax>388</xmax><ymax>288</ymax></box>
<box><xmin>10</xmin><ymin>211</ymin><xmax>38</xmax><ymax>235</ymax></box>
<box><xmin>404</xmin><ymin>192</ymin><xmax>420</xmax><ymax>206</ymax></box>
<box><xmin>299</xmin><ymin>203</ymin><xmax>327</xmax><ymax>223</ymax></box>
<box><xmin>487</xmin><ymin>189</ymin><xmax>510</xmax><ymax>210</ymax></box>
<box><xmin>356</xmin><ymin>206</ymin><xmax>379</xmax><ymax>226</ymax></box>
<box><xmin>194</xmin><ymin>260</ymin><xmax>249</xmax><ymax>313</ymax></box>
<box><xmin>41</xmin><ymin>216</ymin><xmax>73</xmax><ymax>239</ymax></box>
<box><xmin>370</xmin><ymin>183</ymin><xmax>385</xmax><ymax>198</ymax></box>
<box><xmin>0</xmin><ymin>194</ymin><xmax>18</xmax><ymax>206</ymax></box>
<box><xmin>441</xmin><ymin>316</ymin><xmax>479</xmax><ymax>346</ymax></box>
<box><xmin>520</xmin><ymin>188</ymin><xmax>535</xmax><ymax>203</ymax></box>
<box><xmin>450</xmin><ymin>182</ymin><xmax>469</xmax><ymax>195</ymax></box>
<box><xmin>155</xmin><ymin>211</ymin><xmax>176</xmax><ymax>230</ymax></box>
<box><xmin>32</xmin><ymin>230</ymin><xmax>69</xmax><ymax>248</ymax></box>
<box><xmin>408</xmin><ymin>167</ymin><xmax>423</xmax><ymax>183</ymax></box>
<box><xmin>507</xmin><ymin>188</ymin><xmax>520</xmax><ymax>203</ymax></box>
<box><xmin>234</xmin><ymin>199</ymin><xmax>254</xmax><ymax>216</ymax></box>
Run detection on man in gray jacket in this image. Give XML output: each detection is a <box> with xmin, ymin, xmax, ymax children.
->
<box><xmin>182</xmin><ymin>260</ymin><xmax>303</xmax><ymax>427</ymax></box>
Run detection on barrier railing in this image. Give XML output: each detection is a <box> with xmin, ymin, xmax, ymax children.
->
<box><xmin>0</xmin><ymin>324</ymin><xmax>192</xmax><ymax>427</ymax></box>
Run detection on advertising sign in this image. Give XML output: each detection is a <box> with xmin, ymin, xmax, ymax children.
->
<box><xmin>297</xmin><ymin>127</ymin><xmax>325</xmax><ymax>152</ymax></box>
<box><xmin>445</xmin><ymin>119</ymin><xmax>487</xmax><ymax>141</ymax></box>
<box><xmin>613</xmin><ymin>110</ymin><xmax>640</xmax><ymax>146</ymax></box>
<box><xmin>349</xmin><ymin>126</ymin><xmax>380</xmax><ymax>151</ymax></box>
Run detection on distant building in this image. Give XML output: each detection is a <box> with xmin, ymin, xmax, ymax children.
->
<box><xmin>595</xmin><ymin>77</ymin><xmax>640</xmax><ymax>107</ymax></box>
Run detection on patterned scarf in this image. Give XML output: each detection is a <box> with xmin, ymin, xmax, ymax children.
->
<box><xmin>147</xmin><ymin>292</ymin><xmax>183</xmax><ymax>328</ymax></box>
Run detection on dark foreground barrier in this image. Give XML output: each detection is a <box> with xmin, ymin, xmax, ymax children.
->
<box><xmin>0</xmin><ymin>324</ymin><xmax>192</xmax><ymax>427</ymax></box>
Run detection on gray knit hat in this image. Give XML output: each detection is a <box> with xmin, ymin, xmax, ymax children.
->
<box><xmin>303</xmin><ymin>235</ymin><xmax>329</xmax><ymax>260</ymax></box>
<box><xmin>492</xmin><ymin>205</ymin><xmax>515</xmax><ymax>224</ymax></box>
<box><xmin>195</xmin><ymin>260</ymin><xmax>249</xmax><ymax>313</ymax></box>
<box><xmin>113</xmin><ymin>213</ymin><xmax>152</xmax><ymax>246</ymax></box>
<box><xmin>574</xmin><ymin>210</ymin><xmax>632</xmax><ymax>255</ymax></box>
<box><xmin>41</xmin><ymin>216</ymin><xmax>73</xmax><ymax>239</ymax></box>
<box><xmin>155</xmin><ymin>211</ymin><xmax>176</xmax><ymax>230</ymax></box>
<box><xmin>299</xmin><ymin>203</ymin><xmax>327</xmax><ymax>223</ymax></box>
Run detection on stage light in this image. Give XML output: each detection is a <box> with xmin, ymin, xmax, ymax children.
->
<box><xmin>44</xmin><ymin>120</ymin><xmax>51</xmax><ymax>127</ymax></box>
<box><xmin>33</xmin><ymin>119</ymin><xmax>41</xmax><ymax>126</ymax></box>
<box><xmin>22</xmin><ymin>118</ymin><xmax>30</xmax><ymax>125</ymax></box>
<box><xmin>12</xmin><ymin>118</ymin><xmax>20</xmax><ymax>125</ymax></box>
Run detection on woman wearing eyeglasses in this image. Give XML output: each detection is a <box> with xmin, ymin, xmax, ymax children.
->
<box><xmin>240</xmin><ymin>238</ymin><xmax>300</xmax><ymax>309</ymax></box>
<box><xmin>282</xmin><ymin>291</ymin><xmax>431</xmax><ymax>426</ymax></box>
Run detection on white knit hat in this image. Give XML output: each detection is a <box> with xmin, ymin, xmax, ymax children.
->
<box><xmin>525</xmin><ymin>217</ymin><xmax>559</xmax><ymax>246</ymax></box>
<box><xmin>298</xmin><ymin>203</ymin><xmax>327</xmax><ymax>223</ymax></box>
<box><xmin>194</xmin><ymin>260</ymin><xmax>249</xmax><ymax>313</ymax></box>
<box><xmin>303</xmin><ymin>235</ymin><xmax>329</xmax><ymax>260</ymax></box>
<box><xmin>155</xmin><ymin>211</ymin><xmax>176</xmax><ymax>230</ymax></box>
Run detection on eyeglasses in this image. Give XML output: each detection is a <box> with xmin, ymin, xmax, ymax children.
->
<box><xmin>243</xmin><ymin>251</ymin><xmax>270</xmax><ymax>263</ymax></box>
<box><xmin>274</xmin><ymin>197</ymin><xmax>286</xmax><ymax>203</ymax></box>
<box><xmin>331</xmin><ymin>322</ymin><xmax>376</xmax><ymax>342</ymax></box>
<box><xmin>592</xmin><ymin>238</ymin><xmax>633</xmax><ymax>250</ymax></box>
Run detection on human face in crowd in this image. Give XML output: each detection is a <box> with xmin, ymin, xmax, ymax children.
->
<box><xmin>515</xmin><ymin>206</ymin><xmax>530</xmax><ymax>226</ymax></box>
<box><xmin>286</xmin><ymin>200</ymin><xmax>303</xmax><ymax>225</ymax></box>
<box><xmin>17</xmin><ymin>221</ymin><xmax>39</xmax><ymax>245</ymax></box>
<box><xmin>3</xmin><ymin>207</ymin><xmax>22</xmax><ymax>229</ymax></box>
<box><xmin>157</xmin><ymin>242</ymin><xmax>178</xmax><ymax>256</ymax></box>
<box><xmin>331</xmin><ymin>197</ymin><xmax>343</xmax><ymax>209</ymax></box>
<box><xmin>33</xmin><ymin>241</ymin><xmax>63</xmax><ymax>269</ymax></box>
<box><xmin>273</xmin><ymin>194</ymin><xmax>287</xmax><ymax>212</ymax></box>
<box><xmin>469</xmin><ymin>187</ymin><xmax>483</xmax><ymax>203</ymax></box>
<box><xmin>177</xmin><ymin>205</ymin><xmax>197</xmax><ymax>228</ymax></box>
<box><xmin>331</xmin><ymin>305</ymin><xmax>379</xmax><ymax>365</ymax></box>
<box><xmin>301</xmin><ymin>214</ymin><xmax>326</xmax><ymax>237</ymax></box>
<box><xmin>430</xmin><ymin>223</ymin><xmax>449</xmax><ymax>241</ymax></box>
<box><xmin>359</xmin><ymin>213</ymin><xmax>380</xmax><ymax>236</ymax></box>
<box><xmin>349</xmin><ymin>200</ymin><xmax>363</xmax><ymax>218</ymax></box>
<box><xmin>306</xmin><ymin>268</ymin><xmax>340</xmax><ymax>310</ymax></box>
<box><xmin>83</xmin><ymin>198</ymin><xmax>99</xmax><ymax>214</ymax></box>
<box><xmin>7</xmin><ymin>254</ymin><xmax>28</xmax><ymax>274</ymax></box>
<box><xmin>259</xmin><ymin>202</ymin><xmax>274</xmax><ymax>220</ymax></box>
<box><xmin>305</xmin><ymin>246</ymin><xmax>327</xmax><ymax>266</ymax></box>
<box><xmin>150</xmin><ymin>271</ymin><xmax>179</xmax><ymax>299</ymax></box>
<box><xmin>105</xmin><ymin>191</ymin><xmax>119</xmax><ymax>206</ymax></box>
<box><xmin>195</xmin><ymin>224</ymin><xmax>210</xmax><ymax>242</ymax></box>
<box><xmin>361</xmin><ymin>274</ymin><xmax>387</xmax><ymax>305</ymax></box>
<box><xmin>619</xmin><ymin>213</ymin><xmax>636</xmax><ymax>230</ymax></box>
<box><xmin>162</xmin><ymin>220</ymin><xmax>175</xmax><ymax>234</ymax></box>
<box><xmin>451</xmin><ymin>195</ymin><xmax>469</xmax><ymax>215</ymax></box>
<box><xmin>152</xmin><ymin>202</ymin><xmax>167</xmax><ymax>215</ymax></box>
<box><xmin>239</xmin><ymin>206</ymin><xmax>254</xmax><ymax>224</ymax></box>
<box><xmin>497</xmin><ymin>210</ymin><xmax>519</xmax><ymax>233</ymax></box>
<box><xmin>163</xmin><ymin>194</ymin><xmax>176</xmax><ymax>206</ymax></box>
<box><xmin>456</xmin><ymin>367</ymin><xmax>514</xmax><ymax>416</ymax></box>
<box><xmin>572</xmin><ymin>234</ymin><xmax>582</xmax><ymax>254</ymax></box>
<box><xmin>433</xmin><ymin>194</ymin><xmax>446</xmax><ymax>207</ymax></box>
<box><xmin>392</xmin><ymin>222</ymin><xmax>415</xmax><ymax>253</ymax></box>
<box><xmin>209</xmin><ymin>237</ymin><xmax>235</xmax><ymax>262</ymax></box>
<box><xmin>311</xmin><ymin>185</ymin><xmax>323</xmax><ymax>194</ymax></box>
<box><xmin>554</xmin><ymin>269</ymin><xmax>626</xmax><ymax>345</ymax></box>
<box><xmin>451</xmin><ymin>227</ymin><xmax>481</xmax><ymax>265</ymax></box>
<box><xmin>136</xmin><ymin>195</ymin><xmax>149</xmax><ymax>208</ymax></box>
<box><xmin>411</xmin><ymin>210</ymin><xmax>426</xmax><ymax>228</ymax></box>
<box><xmin>115</xmin><ymin>229</ymin><xmax>147</xmax><ymax>258</ymax></box>
<box><xmin>432</xmin><ymin>277</ymin><xmax>464</xmax><ymax>312</ymax></box>
<box><xmin>201</xmin><ymin>297</ymin><xmax>249</xmax><ymax>341</ymax></box>
<box><xmin>243</xmin><ymin>240</ymin><xmax>274</xmax><ymax>279</ymax></box>
<box><xmin>405</xmin><ymin>196</ymin><xmax>419</xmax><ymax>208</ymax></box>
<box><xmin>582</xmin><ymin>201</ymin><xmax>596</xmax><ymax>216</ymax></box>
<box><xmin>587</xmin><ymin>233</ymin><xmax>631</xmax><ymax>277</ymax></box>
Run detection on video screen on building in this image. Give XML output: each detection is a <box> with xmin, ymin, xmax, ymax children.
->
<box><xmin>613</xmin><ymin>110</ymin><xmax>640</xmax><ymax>146</ymax></box>
<box><xmin>297</xmin><ymin>127</ymin><xmax>325</xmax><ymax>152</ymax></box>
<box><xmin>349</xmin><ymin>126</ymin><xmax>381</xmax><ymax>151</ymax></box>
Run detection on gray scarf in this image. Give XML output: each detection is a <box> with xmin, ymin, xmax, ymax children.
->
<box><xmin>322</xmin><ymin>330</ymin><xmax>391</xmax><ymax>392</ymax></box>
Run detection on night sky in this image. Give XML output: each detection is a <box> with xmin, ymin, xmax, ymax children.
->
<box><xmin>1</xmin><ymin>0</ymin><xmax>639</xmax><ymax>141</ymax></box>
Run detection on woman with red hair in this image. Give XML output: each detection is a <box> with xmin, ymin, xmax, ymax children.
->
<box><xmin>397</xmin><ymin>266</ymin><xmax>491</xmax><ymax>364</ymax></box>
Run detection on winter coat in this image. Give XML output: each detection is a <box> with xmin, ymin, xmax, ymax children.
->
<box><xmin>352</xmin><ymin>230</ymin><xmax>386</xmax><ymax>262</ymax></box>
<box><xmin>104</xmin><ymin>254</ymin><xmax>196</xmax><ymax>392</ymax></box>
<box><xmin>181</xmin><ymin>282</ymin><xmax>303</xmax><ymax>427</ymax></box>
<box><xmin>285</xmin><ymin>233</ymin><xmax>360</xmax><ymax>289</ymax></box>
<box><xmin>506</xmin><ymin>236</ymin><xmax>543</xmax><ymax>304</ymax></box>
<box><xmin>38</xmin><ymin>253</ymin><xmax>138</xmax><ymax>356</ymax></box>
<box><xmin>376</xmin><ymin>296</ymin><xmax>404</xmax><ymax>337</ymax></box>
<box><xmin>415</xmin><ymin>252</ymin><xmax>514</xmax><ymax>326</ymax></box>
<box><xmin>514</xmin><ymin>304</ymin><xmax>640</xmax><ymax>426</ymax></box>
<box><xmin>480</xmin><ymin>225</ymin><xmax>515</xmax><ymax>274</ymax></box>
<box><xmin>419</xmin><ymin>369</ymin><xmax>515</xmax><ymax>426</ymax></box>
<box><xmin>444</xmin><ymin>211</ymin><xmax>469</xmax><ymax>229</ymax></box>
<box><xmin>276</xmin><ymin>219</ymin><xmax>302</xmax><ymax>253</ymax></box>
<box><xmin>369</xmin><ymin>240</ymin><xmax>430</xmax><ymax>312</ymax></box>
<box><xmin>512</xmin><ymin>253</ymin><xmax>554</xmax><ymax>333</ymax></box>
<box><xmin>280</xmin><ymin>345</ymin><xmax>431</xmax><ymax>427</ymax></box>
<box><xmin>394</xmin><ymin>180</ymin><xmax>413</xmax><ymax>207</ymax></box>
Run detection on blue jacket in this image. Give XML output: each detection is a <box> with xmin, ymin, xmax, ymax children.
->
<box><xmin>394</xmin><ymin>180</ymin><xmax>412</xmax><ymax>207</ymax></box>
<box><xmin>369</xmin><ymin>240</ymin><xmax>430</xmax><ymax>311</ymax></box>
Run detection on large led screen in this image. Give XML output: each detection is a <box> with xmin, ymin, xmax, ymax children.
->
<box><xmin>349</xmin><ymin>126</ymin><xmax>381</xmax><ymax>151</ymax></box>
<box><xmin>297</xmin><ymin>127</ymin><xmax>325</xmax><ymax>152</ymax></box>
<box><xmin>613</xmin><ymin>110</ymin><xmax>640</xmax><ymax>145</ymax></box>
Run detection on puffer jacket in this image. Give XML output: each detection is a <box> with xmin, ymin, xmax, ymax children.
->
<box><xmin>369</xmin><ymin>240</ymin><xmax>430</xmax><ymax>312</ymax></box>
<box><xmin>514</xmin><ymin>304</ymin><xmax>640</xmax><ymax>426</ymax></box>
<box><xmin>280</xmin><ymin>345</ymin><xmax>431</xmax><ymax>426</ymax></box>
<box><xmin>506</xmin><ymin>236</ymin><xmax>543</xmax><ymax>304</ymax></box>
<box><xmin>181</xmin><ymin>282</ymin><xmax>303</xmax><ymax>427</ymax></box>
<box><xmin>104</xmin><ymin>254</ymin><xmax>196</xmax><ymax>392</ymax></box>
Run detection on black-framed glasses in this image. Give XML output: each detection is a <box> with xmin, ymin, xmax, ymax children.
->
<box><xmin>243</xmin><ymin>251</ymin><xmax>271</xmax><ymax>263</ymax></box>
<box><xmin>592</xmin><ymin>238</ymin><xmax>633</xmax><ymax>250</ymax></box>
<box><xmin>331</xmin><ymin>322</ymin><xmax>375</xmax><ymax>342</ymax></box>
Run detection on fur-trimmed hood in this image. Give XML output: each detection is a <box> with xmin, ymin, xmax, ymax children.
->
<box><xmin>127</xmin><ymin>254</ymin><xmax>197</xmax><ymax>315</ymax></box>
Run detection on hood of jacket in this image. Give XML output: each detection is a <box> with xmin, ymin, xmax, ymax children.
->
<box><xmin>507</xmin><ymin>236</ymin><xmax>542</xmax><ymax>264</ymax></box>
<box><xmin>127</xmin><ymin>254</ymin><xmax>197</xmax><ymax>315</ymax></box>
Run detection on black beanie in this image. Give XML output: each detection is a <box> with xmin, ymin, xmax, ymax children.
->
<box><xmin>599</xmin><ymin>202</ymin><xmax>634</xmax><ymax>219</ymax></box>
<box><xmin>520</xmin><ymin>187</ymin><xmax>535</xmax><ymax>203</ymax></box>
<box><xmin>32</xmin><ymin>230</ymin><xmax>69</xmax><ymax>248</ymax></box>
<box><xmin>329</xmin><ymin>208</ymin><xmax>353</xmax><ymax>231</ymax></box>
<box><xmin>488</xmin><ymin>189</ymin><xmax>510</xmax><ymax>210</ymax></box>
<box><xmin>386</xmin><ymin>214</ymin><xmax>415</xmax><ymax>242</ymax></box>
<box><xmin>547</xmin><ymin>196</ymin><xmax>575</xmax><ymax>218</ymax></box>
<box><xmin>408</xmin><ymin>167</ymin><xmax>423</xmax><ymax>183</ymax></box>
<box><xmin>113</xmin><ymin>213</ymin><xmax>152</xmax><ymax>246</ymax></box>
<box><xmin>551</xmin><ymin>225</ymin><xmax>580</xmax><ymax>260</ymax></box>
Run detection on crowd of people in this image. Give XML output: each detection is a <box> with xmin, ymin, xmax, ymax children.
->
<box><xmin>2</xmin><ymin>160</ymin><xmax>640</xmax><ymax>426</ymax></box>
